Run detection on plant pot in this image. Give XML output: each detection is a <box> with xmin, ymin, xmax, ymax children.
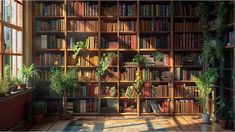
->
<box><xmin>17</xmin><ymin>83</ymin><xmax>26</xmax><ymax>90</ymax></box>
<box><xmin>33</xmin><ymin>114</ymin><xmax>44</xmax><ymax>123</ymax></box>
<box><xmin>202</xmin><ymin>113</ymin><xmax>210</xmax><ymax>124</ymax></box>
<box><xmin>219</xmin><ymin>119</ymin><xmax>226</xmax><ymax>129</ymax></box>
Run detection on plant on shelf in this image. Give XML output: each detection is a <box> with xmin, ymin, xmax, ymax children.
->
<box><xmin>50</xmin><ymin>67</ymin><xmax>78</xmax><ymax>119</ymax></box>
<box><xmin>125</xmin><ymin>54</ymin><xmax>149</xmax><ymax>97</ymax></box>
<box><xmin>0</xmin><ymin>78</ymin><xmax>9</xmax><ymax>97</ymax></box>
<box><xmin>152</xmin><ymin>52</ymin><xmax>164</xmax><ymax>66</ymax></box>
<box><xmin>96</xmin><ymin>52</ymin><xmax>118</xmax><ymax>76</ymax></box>
<box><xmin>20</xmin><ymin>64</ymin><xmax>40</xmax><ymax>88</ymax></box>
<box><xmin>110</xmin><ymin>86</ymin><xmax>116</xmax><ymax>97</ymax></box>
<box><xmin>195</xmin><ymin>67</ymin><xmax>218</xmax><ymax>123</ymax></box>
<box><xmin>32</xmin><ymin>101</ymin><xmax>46</xmax><ymax>123</ymax></box>
<box><xmin>72</xmin><ymin>39</ymin><xmax>88</xmax><ymax>60</ymax></box>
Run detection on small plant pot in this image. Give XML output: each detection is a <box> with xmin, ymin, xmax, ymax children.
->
<box><xmin>33</xmin><ymin>114</ymin><xmax>44</xmax><ymax>123</ymax></box>
<box><xmin>202</xmin><ymin>113</ymin><xmax>210</xmax><ymax>124</ymax></box>
<box><xmin>219</xmin><ymin>119</ymin><xmax>226</xmax><ymax>129</ymax></box>
<box><xmin>17</xmin><ymin>83</ymin><xmax>26</xmax><ymax>90</ymax></box>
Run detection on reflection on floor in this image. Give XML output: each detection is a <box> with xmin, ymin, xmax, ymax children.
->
<box><xmin>30</xmin><ymin>115</ymin><xmax>228</xmax><ymax>131</ymax></box>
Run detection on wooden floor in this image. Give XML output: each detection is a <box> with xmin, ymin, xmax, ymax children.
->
<box><xmin>29</xmin><ymin>115</ymin><xmax>231</xmax><ymax>131</ymax></box>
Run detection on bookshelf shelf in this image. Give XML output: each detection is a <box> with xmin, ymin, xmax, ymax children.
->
<box><xmin>33</xmin><ymin>0</ymin><xmax>205</xmax><ymax>115</ymax></box>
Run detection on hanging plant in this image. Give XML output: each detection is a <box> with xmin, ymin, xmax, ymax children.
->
<box><xmin>96</xmin><ymin>52</ymin><xmax>118</xmax><ymax>76</ymax></box>
<box><xmin>72</xmin><ymin>39</ymin><xmax>88</xmax><ymax>59</ymax></box>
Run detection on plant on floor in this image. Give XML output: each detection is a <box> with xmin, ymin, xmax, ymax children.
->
<box><xmin>20</xmin><ymin>64</ymin><xmax>40</xmax><ymax>88</ymax></box>
<box><xmin>96</xmin><ymin>52</ymin><xmax>118</xmax><ymax>76</ymax></box>
<box><xmin>50</xmin><ymin>67</ymin><xmax>78</xmax><ymax>115</ymax></box>
<box><xmin>195</xmin><ymin>67</ymin><xmax>218</xmax><ymax>123</ymax></box>
<box><xmin>72</xmin><ymin>39</ymin><xmax>88</xmax><ymax>59</ymax></box>
<box><xmin>32</xmin><ymin>101</ymin><xmax>46</xmax><ymax>123</ymax></box>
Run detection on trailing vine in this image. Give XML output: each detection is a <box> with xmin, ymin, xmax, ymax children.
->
<box><xmin>72</xmin><ymin>39</ymin><xmax>88</xmax><ymax>59</ymax></box>
<box><xmin>200</xmin><ymin>1</ymin><xmax>228</xmax><ymax>68</ymax></box>
<box><xmin>96</xmin><ymin>52</ymin><xmax>118</xmax><ymax>76</ymax></box>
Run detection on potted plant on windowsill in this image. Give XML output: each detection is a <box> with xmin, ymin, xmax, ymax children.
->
<box><xmin>50</xmin><ymin>67</ymin><xmax>78</xmax><ymax>120</ymax></box>
<box><xmin>195</xmin><ymin>67</ymin><xmax>218</xmax><ymax>123</ymax></box>
<box><xmin>20</xmin><ymin>64</ymin><xmax>40</xmax><ymax>89</ymax></box>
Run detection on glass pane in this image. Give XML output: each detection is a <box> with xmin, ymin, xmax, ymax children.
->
<box><xmin>3</xmin><ymin>0</ymin><xmax>11</xmax><ymax>23</ymax></box>
<box><xmin>4</xmin><ymin>55</ymin><xmax>22</xmax><ymax>77</ymax></box>
<box><xmin>12</xmin><ymin>29</ymin><xmax>17</xmax><ymax>53</ymax></box>
<box><xmin>17</xmin><ymin>31</ymin><xmax>22</xmax><ymax>53</ymax></box>
<box><xmin>12</xmin><ymin>0</ymin><xmax>16</xmax><ymax>25</ymax></box>
<box><xmin>17</xmin><ymin>56</ymin><xmax>22</xmax><ymax>76</ymax></box>
<box><xmin>4</xmin><ymin>26</ymin><xmax>11</xmax><ymax>53</ymax></box>
<box><xmin>17</xmin><ymin>3</ymin><xmax>22</xmax><ymax>27</ymax></box>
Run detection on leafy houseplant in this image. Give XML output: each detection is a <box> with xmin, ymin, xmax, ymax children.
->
<box><xmin>125</xmin><ymin>54</ymin><xmax>149</xmax><ymax>97</ymax></box>
<box><xmin>21</xmin><ymin>64</ymin><xmax>40</xmax><ymax>88</ymax></box>
<box><xmin>152</xmin><ymin>52</ymin><xmax>164</xmax><ymax>65</ymax></box>
<box><xmin>96</xmin><ymin>52</ymin><xmax>118</xmax><ymax>76</ymax></box>
<box><xmin>110</xmin><ymin>86</ymin><xmax>116</xmax><ymax>97</ymax></box>
<box><xmin>195</xmin><ymin>67</ymin><xmax>218</xmax><ymax>123</ymax></box>
<box><xmin>72</xmin><ymin>39</ymin><xmax>88</xmax><ymax>60</ymax></box>
<box><xmin>50</xmin><ymin>67</ymin><xmax>78</xmax><ymax>119</ymax></box>
<box><xmin>0</xmin><ymin>79</ymin><xmax>9</xmax><ymax>97</ymax></box>
<box><xmin>32</xmin><ymin>101</ymin><xmax>46</xmax><ymax>123</ymax></box>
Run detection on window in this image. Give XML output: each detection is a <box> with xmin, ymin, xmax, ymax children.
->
<box><xmin>0</xmin><ymin>0</ymin><xmax>23</xmax><ymax>77</ymax></box>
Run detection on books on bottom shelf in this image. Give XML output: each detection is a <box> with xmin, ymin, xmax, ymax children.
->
<box><xmin>142</xmin><ymin>99</ymin><xmax>170</xmax><ymax>113</ymax></box>
<box><xmin>73</xmin><ymin>99</ymin><xmax>98</xmax><ymax>113</ymax></box>
<box><xmin>175</xmin><ymin>99</ymin><xmax>202</xmax><ymax>113</ymax></box>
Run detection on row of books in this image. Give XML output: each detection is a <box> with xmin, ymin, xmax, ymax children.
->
<box><xmin>175</xmin><ymin>99</ymin><xmax>202</xmax><ymax>113</ymax></box>
<box><xmin>140</xmin><ymin>35</ymin><xmax>170</xmax><ymax>49</ymax></box>
<box><xmin>71</xmin><ymin>55</ymin><xmax>98</xmax><ymax>67</ymax></box>
<box><xmin>152</xmin><ymin>85</ymin><xmax>171</xmax><ymax>97</ymax></box>
<box><xmin>174</xmin><ymin>68</ymin><xmax>202</xmax><ymax>81</ymax></box>
<box><xmin>100</xmin><ymin>86</ymin><xmax>117</xmax><ymax>97</ymax></box>
<box><xmin>100</xmin><ymin>40</ymin><xmax>119</xmax><ymax>49</ymax></box>
<box><xmin>173</xmin><ymin>33</ymin><xmax>202</xmax><ymax>49</ymax></box>
<box><xmin>119</xmin><ymin>21</ymin><xmax>136</xmax><ymax>31</ymax></box>
<box><xmin>119</xmin><ymin>35</ymin><xmax>137</xmax><ymax>49</ymax></box>
<box><xmin>68</xmin><ymin>20</ymin><xmax>98</xmax><ymax>32</ymax></box>
<box><xmin>174</xmin><ymin>53</ymin><xmax>202</xmax><ymax>66</ymax></box>
<box><xmin>35</xmin><ymin>35</ymin><xmax>65</xmax><ymax>49</ymax></box>
<box><xmin>140</xmin><ymin>4</ymin><xmax>172</xmax><ymax>16</ymax></box>
<box><xmin>77</xmin><ymin>83</ymin><xmax>98</xmax><ymax>97</ymax></box>
<box><xmin>142</xmin><ymin>99</ymin><xmax>170</xmax><ymax>113</ymax></box>
<box><xmin>101</xmin><ymin>99</ymin><xmax>118</xmax><ymax>113</ymax></box>
<box><xmin>101</xmin><ymin>21</ymin><xmax>118</xmax><ymax>31</ymax></box>
<box><xmin>35</xmin><ymin>3</ymin><xmax>64</xmax><ymax>16</ymax></box>
<box><xmin>120</xmin><ymin>67</ymin><xmax>136</xmax><ymax>81</ymax></box>
<box><xmin>150</xmin><ymin>71</ymin><xmax>172</xmax><ymax>82</ymax></box>
<box><xmin>67</xmin><ymin>1</ymin><xmax>98</xmax><ymax>16</ymax></box>
<box><xmin>78</xmin><ymin>70</ymin><xmax>98</xmax><ymax>82</ymax></box>
<box><xmin>174</xmin><ymin>20</ymin><xmax>202</xmax><ymax>32</ymax></box>
<box><xmin>101</xmin><ymin>68</ymin><xmax>118</xmax><ymax>81</ymax></box>
<box><xmin>140</xmin><ymin>19</ymin><xmax>170</xmax><ymax>31</ymax></box>
<box><xmin>174</xmin><ymin>84</ymin><xmax>198</xmax><ymax>97</ymax></box>
<box><xmin>35</xmin><ymin>54</ymin><xmax>64</xmax><ymax>66</ymax></box>
<box><xmin>226</xmin><ymin>31</ymin><xmax>235</xmax><ymax>46</ymax></box>
<box><xmin>119</xmin><ymin>3</ymin><xmax>137</xmax><ymax>16</ymax></box>
<box><xmin>68</xmin><ymin>36</ymin><xmax>98</xmax><ymax>49</ymax></box>
<box><xmin>73</xmin><ymin>99</ymin><xmax>98</xmax><ymax>113</ymax></box>
<box><xmin>174</xmin><ymin>2</ymin><xmax>200</xmax><ymax>16</ymax></box>
<box><xmin>35</xmin><ymin>20</ymin><xmax>65</xmax><ymax>31</ymax></box>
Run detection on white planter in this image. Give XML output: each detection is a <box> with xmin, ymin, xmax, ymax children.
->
<box><xmin>202</xmin><ymin>113</ymin><xmax>211</xmax><ymax>123</ymax></box>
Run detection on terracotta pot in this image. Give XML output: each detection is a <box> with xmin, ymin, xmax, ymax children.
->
<box><xmin>33</xmin><ymin>114</ymin><xmax>44</xmax><ymax>123</ymax></box>
<box><xmin>219</xmin><ymin>119</ymin><xmax>226</xmax><ymax>129</ymax></box>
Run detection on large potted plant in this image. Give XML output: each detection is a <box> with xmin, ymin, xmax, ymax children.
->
<box><xmin>50</xmin><ymin>67</ymin><xmax>78</xmax><ymax>120</ymax></box>
<box><xmin>195</xmin><ymin>67</ymin><xmax>218</xmax><ymax>123</ymax></box>
<box><xmin>20</xmin><ymin>64</ymin><xmax>40</xmax><ymax>88</ymax></box>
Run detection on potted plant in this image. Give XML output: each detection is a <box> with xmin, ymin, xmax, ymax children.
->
<box><xmin>152</xmin><ymin>52</ymin><xmax>164</xmax><ymax>66</ymax></box>
<box><xmin>0</xmin><ymin>79</ymin><xmax>9</xmax><ymax>97</ymax></box>
<box><xmin>110</xmin><ymin>86</ymin><xmax>116</xmax><ymax>97</ymax></box>
<box><xmin>32</xmin><ymin>101</ymin><xmax>46</xmax><ymax>123</ymax></box>
<box><xmin>50</xmin><ymin>67</ymin><xmax>78</xmax><ymax>120</ymax></box>
<box><xmin>20</xmin><ymin>64</ymin><xmax>40</xmax><ymax>88</ymax></box>
<box><xmin>195</xmin><ymin>67</ymin><xmax>218</xmax><ymax>123</ymax></box>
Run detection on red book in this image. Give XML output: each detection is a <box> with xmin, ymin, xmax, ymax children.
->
<box><xmin>131</xmin><ymin>35</ymin><xmax>136</xmax><ymax>49</ymax></box>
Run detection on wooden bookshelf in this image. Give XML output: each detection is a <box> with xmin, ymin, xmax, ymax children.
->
<box><xmin>33</xmin><ymin>0</ymin><xmax>204</xmax><ymax>116</ymax></box>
